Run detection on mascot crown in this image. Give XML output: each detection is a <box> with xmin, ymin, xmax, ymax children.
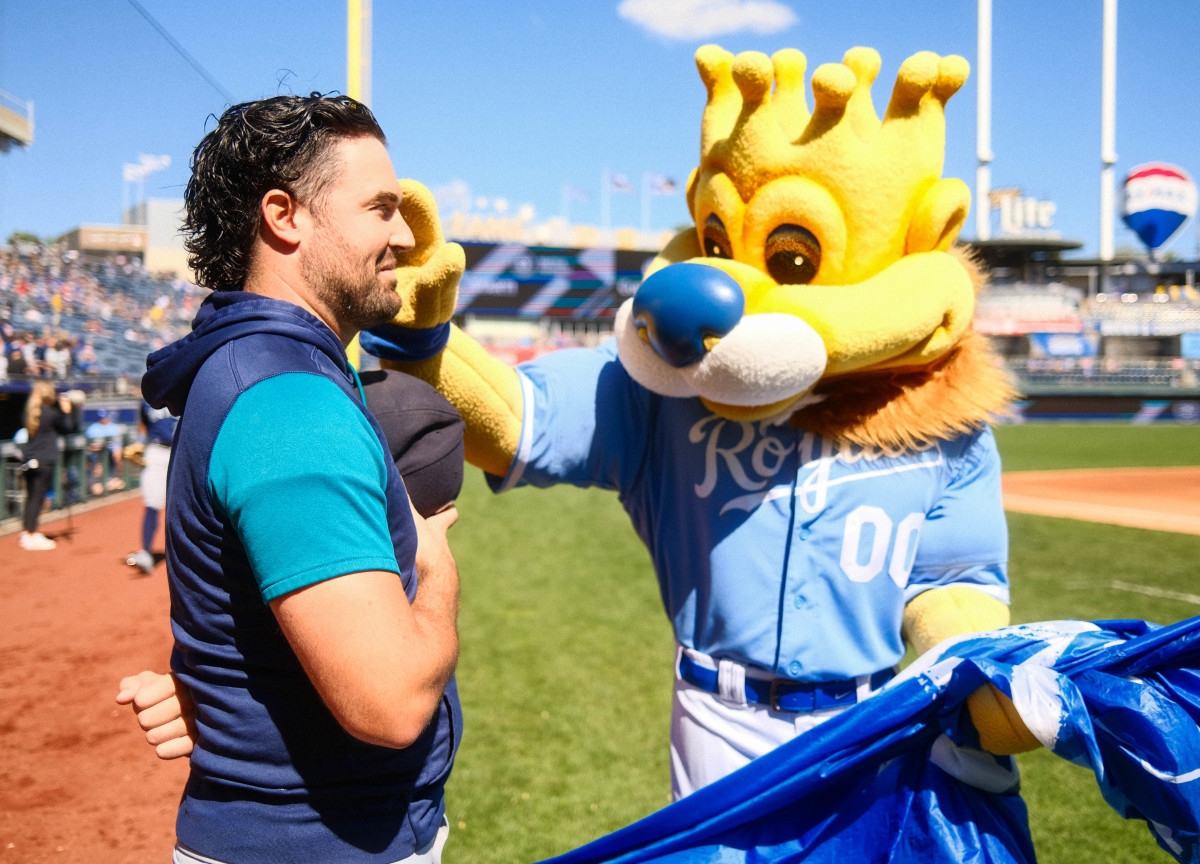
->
<box><xmin>692</xmin><ymin>45</ymin><xmax>969</xmax><ymax>251</ymax></box>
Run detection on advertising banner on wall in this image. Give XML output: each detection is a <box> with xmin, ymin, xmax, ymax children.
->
<box><xmin>1028</xmin><ymin>332</ymin><xmax>1098</xmax><ymax>358</ymax></box>
<box><xmin>456</xmin><ymin>242</ymin><xmax>656</xmax><ymax>320</ymax></box>
<box><xmin>1008</xmin><ymin>397</ymin><xmax>1200</xmax><ymax>424</ymax></box>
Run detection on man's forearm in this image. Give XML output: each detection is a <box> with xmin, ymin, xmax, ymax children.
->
<box><xmin>404</xmin><ymin>504</ymin><xmax>460</xmax><ymax>701</ymax></box>
<box><xmin>272</xmin><ymin>567</ymin><xmax>460</xmax><ymax>750</ymax></box>
<box><xmin>408</xmin><ymin>553</ymin><xmax>460</xmax><ymax>700</ymax></box>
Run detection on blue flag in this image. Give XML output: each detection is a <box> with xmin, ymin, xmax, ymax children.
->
<box><xmin>539</xmin><ymin>617</ymin><xmax>1200</xmax><ymax>864</ymax></box>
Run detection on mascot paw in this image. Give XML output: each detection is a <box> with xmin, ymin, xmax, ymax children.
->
<box><xmin>393</xmin><ymin>178</ymin><xmax>465</xmax><ymax>329</ymax></box>
<box><xmin>967</xmin><ymin>684</ymin><xmax>1041</xmax><ymax>755</ymax></box>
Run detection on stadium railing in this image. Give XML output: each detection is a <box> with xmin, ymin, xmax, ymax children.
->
<box><xmin>1003</xmin><ymin>357</ymin><xmax>1200</xmax><ymax>396</ymax></box>
<box><xmin>1</xmin><ymin>429</ymin><xmax>142</xmax><ymax>529</ymax></box>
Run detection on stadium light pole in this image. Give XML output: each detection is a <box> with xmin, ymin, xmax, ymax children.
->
<box><xmin>347</xmin><ymin>0</ymin><xmax>372</xmax><ymax>108</ymax></box>
<box><xmin>346</xmin><ymin>0</ymin><xmax>372</xmax><ymax>368</ymax></box>
<box><xmin>975</xmin><ymin>0</ymin><xmax>993</xmax><ymax>242</ymax></box>
<box><xmin>1099</xmin><ymin>0</ymin><xmax>1118</xmax><ymax>264</ymax></box>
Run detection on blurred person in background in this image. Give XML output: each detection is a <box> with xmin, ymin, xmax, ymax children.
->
<box><xmin>73</xmin><ymin>338</ymin><xmax>99</xmax><ymax>374</ymax></box>
<box><xmin>47</xmin><ymin>338</ymin><xmax>73</xmax><ymax>379</ymax></box>
<box><xmin>85</xmin><ymin>409</ymin><xmax>125</xmax><ymax>493</ymax></box>
<box><xmin>18</xmin><ymin>381</ymin><xmax>79</xmax><ymax>550</ymax></box>
<box><xmin>125</xmin><ymin>394</ymin><xmax>177</xmax><ymax>574</ymax></box>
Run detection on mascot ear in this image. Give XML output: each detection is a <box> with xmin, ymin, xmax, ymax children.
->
<box><xmin>685</xmin><ymin>167</ymin><xmax>700</xmax><ymax>218</ymax></box>
<box><xmin>907</xmin><ymin>177</ymin><xmax>970</xmax><ymax>254</ymax></box>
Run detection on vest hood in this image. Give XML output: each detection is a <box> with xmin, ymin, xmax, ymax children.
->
<box><xmin>143</xmin><ymin>291</ymin><xmax>348</xmax><ymax>416</ymax></box>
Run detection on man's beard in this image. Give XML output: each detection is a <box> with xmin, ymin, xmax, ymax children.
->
<box><xmin>302</xmin><ymin>228</ymin><xmax>402</xmax><ymax>333</ymax></box>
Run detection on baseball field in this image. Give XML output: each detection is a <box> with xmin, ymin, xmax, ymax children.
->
<box><xmin>2</xmin><ymin>422</ymin><xmax>1198</xmax><ymax>864</ymax></box>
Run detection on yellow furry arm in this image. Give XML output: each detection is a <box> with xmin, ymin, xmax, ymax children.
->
<box><xmin>393</xmin><ymin>178</ymin><xmax>465</xmax><ymax>328</ymax></box>
<box><xmin>374</xmin><ymin>180</ymin><xmax>522</xmax><ymax>478</ymax></box>
<box><xmin>902</xmin><ymin>584</ymin><xmax>1008</xmax><ymax>658</ymax></box>
<box><xmin>902</xmin><ymin>586</ymin><xmax>1040</xmax><ymax>755</ymax></box>
<box><xmin>383</xmin><ymin>325</ymin><xmax>522</xmax><ymax>479</ymax></box>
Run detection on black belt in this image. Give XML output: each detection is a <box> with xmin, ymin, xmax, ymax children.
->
<box><xmin>678</xmin><ymin>653</ymin><xmax>894</xmax><ymax>712</ymax></box>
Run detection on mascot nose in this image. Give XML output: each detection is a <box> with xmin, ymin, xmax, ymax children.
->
<box><xmin>632</xmin><ymin>263</ymin><xmax>745</xmax><ymax>368</ymax></box>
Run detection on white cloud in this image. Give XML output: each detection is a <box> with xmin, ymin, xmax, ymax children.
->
<box><xmin>617</xmin><ymin>0</ymin><xmax>797</xmax><ymax>41</ymax></box>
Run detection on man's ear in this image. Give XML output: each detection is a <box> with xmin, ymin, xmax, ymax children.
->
<box><xmin>260</xmin><ymin>189</ymin><xmax>305</xmax><ymax>248</ymax></box>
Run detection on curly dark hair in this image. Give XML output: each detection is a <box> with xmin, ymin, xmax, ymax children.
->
<box><xmin>183</xmin><ymin>93</ymin><xmax>387</xmax><ymax>291</ymax></box>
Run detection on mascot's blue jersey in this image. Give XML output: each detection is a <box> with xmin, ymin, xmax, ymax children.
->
<box><xmin>491</xmin><ymin>339</ymin><xmax>1009</xmax><ymax>681</ymax></box>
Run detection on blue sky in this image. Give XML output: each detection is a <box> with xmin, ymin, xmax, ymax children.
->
<box><xmin>0</xmin><ymin>0</ymin><xmax>1197</xmax><ymax>259</ymax></box>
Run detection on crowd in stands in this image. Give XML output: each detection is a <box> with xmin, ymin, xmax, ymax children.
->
<box><xmin>0</xmin><ymin>239</ymin><xmax>209</xmax><ymax>383</ymax></box>
<box><xmin>977</xmin><ymin>282</ymin><xmax>1200</xmax><ymax>336</ymax></box>
<box><xmin>2</xmin><ymin>236</ymin><xmax>1198</xmax><ymax>389</ymax></box>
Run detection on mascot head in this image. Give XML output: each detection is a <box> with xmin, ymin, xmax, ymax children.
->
<box><xmin>616</xmin><ymin>45</ymin><xmax>1012</xmax><ymax>452</ymax></box>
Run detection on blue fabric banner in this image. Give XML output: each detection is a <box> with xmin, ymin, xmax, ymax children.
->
<box><xmin>539</xmin><ymin>617</ymin><xmax>1200</xmax><ymax>864</ymax></box>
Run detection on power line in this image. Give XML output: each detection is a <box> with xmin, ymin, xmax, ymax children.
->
<box><xmin>125</xmin><ymin>0</ymin><xmax>235</xmax><ymax>105</ymax></box>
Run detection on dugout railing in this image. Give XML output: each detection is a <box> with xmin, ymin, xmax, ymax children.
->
<box><xmin>1</xmin><ymin>430</ymin><xmax>142</xmax><ymax>529</ymax></box>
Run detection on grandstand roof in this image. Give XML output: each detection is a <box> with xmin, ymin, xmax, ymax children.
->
<box><xmin>968</xmin><ymin>237</ymin><xmax>1085</xmax><ymax>259</ymax></box>
<box><xmin>968</xmin><ymin>237</ymin><xmax>1087</xmax><ymax>285</ymax></box>
<box><xmin>0</xmin><ymin>90</ymin><xmax>33</xmax><ymax>152</ymax></box>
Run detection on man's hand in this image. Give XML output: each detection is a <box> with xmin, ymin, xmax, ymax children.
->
<box><xmin>391</xmin><ymin>178</ymin><xmax>465</xmax><ymax>330</ymax></box>
<box><xmin>411</xmin><ymin>501</ymin><xmax>459</xmax><ymax>603</ymax></box>
<box><xmin>115</xmin><ymin>671</ymin><xmax>196</xmax><ymax>760</ymax></box>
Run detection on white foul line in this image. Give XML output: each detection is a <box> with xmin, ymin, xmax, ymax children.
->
<box><xmin>1111</xmin><ymin>580</ymin><xmax>1200</xmax><ymax>607</ymax></box>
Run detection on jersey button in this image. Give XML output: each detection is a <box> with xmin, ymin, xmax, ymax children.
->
<box><xmin>793</xmin><ymin>594</ymin><xmax>806</xmax><ymax>609</ymax></box>
<box><xmin>788</xmin><ymin>661</ymin><xmax>802</xmax><ymax>677</ymax></box>
<box><xmin>797</xmin><ymin>527</ymin><xmax>811</xmax><ymax>540</ymax></box>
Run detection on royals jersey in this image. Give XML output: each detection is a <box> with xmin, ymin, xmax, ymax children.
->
<box><xmin>491</xmin><ymin>339</ymin><xmax>1009</xmax><ymax>682</ymax></box>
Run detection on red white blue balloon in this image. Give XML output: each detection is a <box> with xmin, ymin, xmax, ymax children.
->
<box><xmin>1122</xmin><ymin>163</ymin><xmax>1197</xmax><ymax>255</ymax></box>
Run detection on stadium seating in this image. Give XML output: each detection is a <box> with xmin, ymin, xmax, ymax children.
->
<box><xmin>1</xmin><ymin>240</ymin><xmax>201</xmax><ymax>380</ymax></box>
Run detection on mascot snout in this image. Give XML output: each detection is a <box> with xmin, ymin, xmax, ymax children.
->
<box><xmin>616</xmin><ymin>261</ymin><xmax>828</xmax><ymax>419</ymax></box>
<box><xmin>632</xmin><ymin>263</ymin><xmax>743</xmax><ymax>368</ymax></box>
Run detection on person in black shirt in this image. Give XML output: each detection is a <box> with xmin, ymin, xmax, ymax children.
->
<box><xmin>18</xmin><ymin>381</ymin><xmax>79</xmax><ymax>550</ymax></box>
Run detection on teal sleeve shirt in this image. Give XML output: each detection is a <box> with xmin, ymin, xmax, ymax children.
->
<box><xmin>208</xmin><ymin>372</ymin><xmax>401</xmax><ymax>602</ymax></box>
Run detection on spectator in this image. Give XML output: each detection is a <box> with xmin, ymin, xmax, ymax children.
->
<box><xmin>7</xmin><ymin>338</ymin><xmax>30</xmax><ymax>376</ymax></box>
<box><xmin>19</xmin><ymin>333</ymin><xmax>37</xmax><ymax>374</ymax></box>
<box><xmin>46</xmin><ymin>338</ymin><xmax>72</xmax><ymax>379</ymax></box>
<box><xmin>125</xmin><ymin>396</ymin><xmax>177</xmax><ymax>575</ymax></box>
<box><xmin>84</xmin><ymin>410</ymin><xmax>125</xmax><ymax>494</ymax></box>
<box><xmin>17</xmin><ymin>381</ymin><xmax>78</xmax><ymax>550</ymax></box>
<box><xmin>73</xmin><ymin>339</ymin><xmax>99</xmax><ymax>374</ymax></box>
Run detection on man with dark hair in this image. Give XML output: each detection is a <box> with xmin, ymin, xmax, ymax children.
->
<box><xmin>126</xmin><ymin>93</ymin><xmax>462</xmax><ymax>864</ymax></box>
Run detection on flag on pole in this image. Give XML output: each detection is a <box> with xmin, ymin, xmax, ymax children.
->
<box><xmin>562</xmin><ymin>183</ymin><xmax>592</xmax><ymax>226</ymax></box>
<box><xmin>565</xmin><ymin>185</ymin><xmax>592</xmax><ymax>203</ymax></box>
<box><xmin>648</xmin><ymin>174</ymin><xmax>678</xmax><ymax>195</ymax></box>
<box><xmin>538</xmin><ymin>616</ymin><xmax>1200</xmax><ymax>864</ymax></box>
<box><xmin>609</xmin><ymin>173</ymin><xmax>634</xmax><ymax>193</ymax></box>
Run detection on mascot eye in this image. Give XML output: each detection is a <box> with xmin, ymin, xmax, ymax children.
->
<box><xmin>702</xmin><ymin>214</ymin><xmax>732</xmax><ymax>259</ymax></box>
<box><xmin>765</xmin><ymin>224</ymin><xmax>821</xmax><ymax>285</ymax></box>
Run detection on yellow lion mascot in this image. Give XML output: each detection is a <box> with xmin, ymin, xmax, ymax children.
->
<box><xmin>372</xmin><ymin>43</ymin><xmax>1037</xmax><ymax>802</ymax></box>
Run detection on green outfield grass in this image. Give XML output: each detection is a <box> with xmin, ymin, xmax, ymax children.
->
<box><xmin>993</xmin><ymin>422</ymin><xmax>1200</xmax><ymax>472</ymax></box>
<box><xmin>445</xmin><ymin>423</ymin><xmax>1200</xmax><ymax>864</ymax></box>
